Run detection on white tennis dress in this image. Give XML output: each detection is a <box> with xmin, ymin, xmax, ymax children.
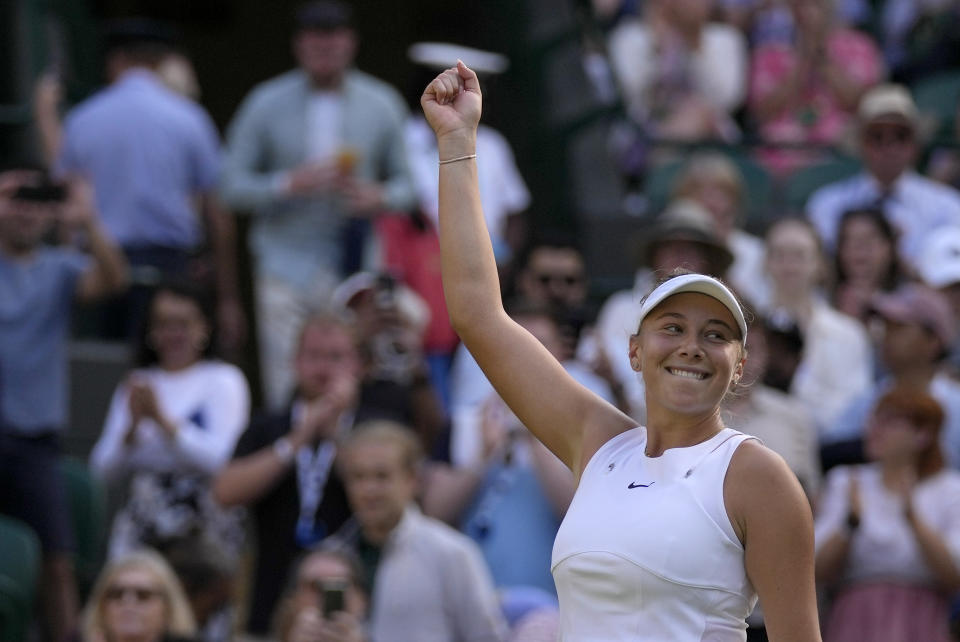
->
<box><xmin>551</xmin><ymin>427</ymin><xmax>758</xmax><ymax>641</ymax></box>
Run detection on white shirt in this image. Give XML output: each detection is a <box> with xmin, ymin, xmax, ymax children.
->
<box><xmin>305</xmin><ymin>90</ymin><xmax>343</xmax><ymax>161</ymax></box>
<box><xmin>552</xmin><ymin>427</ymin><xmax>758</xmax><ymax>641</ymax></box>
<box><xmin>789</xmin><ymin>301</ymin><xmax>874</xmax><ymax>435</ymax></box>
<box><xmin>608</xmin><ymin>20</ymin><xmax>748</xmax><ymax>121</ymax></box>
<box><xmin>406</xmin><ymin>118</ymin><xmax>530</xmax><ymax>254</ymax></box>
<box><xmin>815</xmin><ymin>464</ymin><xmax>960</xmax><ymax>585</ymax></box>
<box><xmin>728</xmin><ymin>229</ymin><xmax>772</xmax><ymax>310</ymax></box>
<box><xmin>90</xmin><ymin>361</ymin><xmax>250</xmax><ymax>480</ymax></box>
<box><xmin>806</xmin><ymin>170</ymin><xmax>960</xmax><ymax>270</ymax></box>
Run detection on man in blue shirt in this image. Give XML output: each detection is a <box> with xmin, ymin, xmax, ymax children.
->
<box><xmin>58</xmin><ymin>20</ymin><xmax>243</xmax><ymax>347</ymax></box>
<box><xmin>0</xmin><ymin>166</ymin><xmax>127</xmax><ymax>641</ymax></box>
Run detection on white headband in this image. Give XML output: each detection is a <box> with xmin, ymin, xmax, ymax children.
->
<box><xmin>637</xmin><ymin>274</ymin><xmax>747</xmax><ymax>341</ymax></box>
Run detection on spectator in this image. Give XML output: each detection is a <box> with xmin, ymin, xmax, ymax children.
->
<box><xmin>927</xmin><ymin>98</ymin><xmax>960</xmax><ymax>192</ymax></box>
<box><xmin>220</xmin><ymin>0</ymin><xmax>416</xmax><ymax>410</ymax></box>
<box><xmin>450</xmin><ymin>231</ymin><xmax>591</xmax><ymax>415</ymax></box>
<box><xmin>405</xmin><ymin>42</ymin><xmax>530</xmax><ymax>265</ymax></box>
<box><xmin>748</xmin><ymin>0</ymin><xmax>883</xmax><ymax>176</ymax></box>
<box><xmin>328</xmin><ymin>421</ymin><xmax>508</xmax><ymax>642</ymax></box>
<box><xmin>78</xmin><ymin>549</ymin><xmax>197</xmax><ymax>642</ymax></box>
<box><xmin>917</xmin><ymin>227</ymin><xmax>960</xmax><ymax>375</ymax></box>
<box><xmin>56</xmin><ymin>18</ymin><xmax>243</xmax><ymax>348</ymax></box>
<box><xmin>806</xmin><ymin>84</ymin><xmax>960</xmax><ymax>273</ymax></box>
<box><xmin>607</xmin><ymin>0</ymin><xmax>748</xmax><ymax>145</ymax></box>
<box><xmin>669</xmin><ymin>152</ymin><xmax>771</xmax><ymax>307</ymax></box>
<box><xmin>212</xmin><ymin>312</ymin><xmax>359</xmax><ymax>635</ymax></box>
<box><xmin>33</xmin><ymin>47</ymin><xmax>204</xmax><ymax>170</ymax></box>
<box><xmin>831</xmin><ymin>206</ymin><xmax>910</xmax><ymax>325</ymax></box>
<box><xmin>164</xmin><ymin>541</ymin><xmax>235</xmax><ymax>642</ymax></box>
<box><xmin>423</xmin><ymin>303</ymin><xmax>595</xmax><ymax>605</ymax></box>
<box><xmin>826</xmin><ymin>285</ymin><xmax>960</xmax><ymax>471</ymax></box>
<box><xmin>723</xmin><ymin>305</ymin><xmax>821</xmax><ymax>642</ymax></box>
<box><xmin>0</xmin><ymin>167</ymin><xmax>127</xmax><ymax>641</ymax></box>
<box><xmin>814</xmin><ymin>388</ymin><xmax>960</xmax><ymax>642</ymax></box>
<box><xmin>90</xmin><ymin>281</ymin><xmax>250</xmax><ymax>560</ymax></box>
<box><xmin>331</xmin><ymin>272</ymin><xmax>447</xmax><ymax>454</ymax></box>
<box><xmin>878</xmin><ymin>0</ymin><xmax>960</xmax><ymax>83</ymax></box>
<box><xmin>762</xmin><ymin>217</ymin><xmax>873</xmax><ymax>435</ymax></box>
<box><xmin>723</xmin><ymin>307</ymin><xmax>821</xmax><ymax>499</ymax></box>
<box><xmin>592</xmin><ymin>199</ymin><xmax>733</xmax><ymax>420</ymax></box>
<box><xmin>272</xmin><ymin>545</ymin><xmax>368</xmax><ymax>642</ymax></box>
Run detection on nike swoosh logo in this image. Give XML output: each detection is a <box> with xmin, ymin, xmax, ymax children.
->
<box><xmin>628</xmin><ymin>481</ymin><xmax>655</xmax><ymax>489</ymax></box>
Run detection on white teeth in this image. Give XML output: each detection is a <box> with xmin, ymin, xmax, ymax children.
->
<box><xmin>668</xmin><ymin>368</ymin><xmax>706</xmax><ymax>380</ymax></box>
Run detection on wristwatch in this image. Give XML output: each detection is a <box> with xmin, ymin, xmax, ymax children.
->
<box><xmin>272</xmin><ymin>436</ymin><xmax>295</xmax><ymax>464</ymax></box>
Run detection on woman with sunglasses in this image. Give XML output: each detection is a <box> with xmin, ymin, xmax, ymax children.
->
<box><xmin>78</xmin><ymin>549</ymin><xmax>196</xmax><ymax>642</ymax></box>
<box><xmin>421</xmin><ymin>62</ymin><xmax>820</xmax><ymax>641</ymax></box>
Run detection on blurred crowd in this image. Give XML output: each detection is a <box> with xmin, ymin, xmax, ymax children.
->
<box><xmin>1</xmin><ymin>0</ymin><xmax>960</xmax><ymax>640</ymax></box>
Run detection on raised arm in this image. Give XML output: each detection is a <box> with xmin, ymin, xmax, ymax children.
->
<box><xmin>421</xmin><ymin>63</ymin><xmax>632</xmax><ymax>475</ymax></box>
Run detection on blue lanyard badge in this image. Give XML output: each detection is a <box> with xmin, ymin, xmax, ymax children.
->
<box><xmin>295</xmin><ymin>440</ymin><xmax>337</xmax><ymax>548</ymax></box>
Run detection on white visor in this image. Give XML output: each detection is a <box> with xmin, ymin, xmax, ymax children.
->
<box><xmin>637</xmin><ymin>274</ymin><xmax>747</xmax><ymax>341</ymax></box>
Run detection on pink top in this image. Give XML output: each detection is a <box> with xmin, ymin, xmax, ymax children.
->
<box><xmin>749</xmin><ymin>29</ymin><xmax>883</xmax><ymax>175</ymax></box>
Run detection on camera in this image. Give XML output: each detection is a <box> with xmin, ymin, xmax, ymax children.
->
<box><xmin>319</xmin><ymin>579</ymin><xmax>348</xmax><ymax>618</ymax></box>
<box><xmin>12</xmin><ymin>178</ymin><xmax>67</xmax><ymax>203</ymax></box>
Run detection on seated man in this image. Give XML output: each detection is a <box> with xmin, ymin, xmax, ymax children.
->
<box><xmin>806</xmin><ymin>84</ymin><xmax>960</xmax><ymax>273</ymax></box>
<box><xmin>327</xmin><ymin>421</ymin><xmax>507</xmax><ymax>642</ymax></box>
<box><xmin>0</xmin><ymin>166</ymin><xmax>128</xmax><ymax>641</ymax></box>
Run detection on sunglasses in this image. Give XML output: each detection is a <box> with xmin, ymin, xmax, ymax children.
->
<box><xmin>105</xmin><ymin>585</ymin><xmax>163</xmax><ymax>603</ymax></box>
<box><xmin>864</xmin><ymin>126</ymin><xmax>913</xmax><ymax>146</ymax></box>
<box><xmin>535</xmin><ymin>273</ymin><xmax>583</xmax><ymax>287</ymax></box>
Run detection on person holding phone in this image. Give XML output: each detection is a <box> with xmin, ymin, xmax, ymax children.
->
<box><xmin>0</xmin><ymin>165</ymin><xmax>128</xmax><ymax>641</ymax></box>
<box><xmin>275</xmin><ymin>546</ymin><xmax>368</xmax><ymax>642</ymax></box>
<box><xmin>421</xmin><ymin>62</ymin><xmax>821</xmax><ymax>641</ymax></box>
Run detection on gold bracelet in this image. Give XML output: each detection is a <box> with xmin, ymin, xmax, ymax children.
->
<box><xmin>438</xmin><ymin>153</ymin><xmax>477</xmax><ymax>165</ymax></box>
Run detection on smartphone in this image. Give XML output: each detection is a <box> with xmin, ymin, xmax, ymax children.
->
<box><xmin>320</xmin><ymin>579</ymin><xmax>348</xmax><ymax>618</ymax></box>
<box><xmin>13</xmin><ymin>182</ymin><xmax>67</xmax><ymax>203</ymax></box>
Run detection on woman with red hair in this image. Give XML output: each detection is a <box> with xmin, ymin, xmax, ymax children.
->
<box><xmin>815</xmin><ymin>388</ymin><xmax>960</xmax><ymax>642</ymax></box>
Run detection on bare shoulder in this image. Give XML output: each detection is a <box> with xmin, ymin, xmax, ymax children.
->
<box><xmin>724</xmin><ymin>439</ymin><xmax>812</xmax><ymax>543</ymax></box>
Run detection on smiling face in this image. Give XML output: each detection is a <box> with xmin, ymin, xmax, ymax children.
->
<box><xmin>147</xmin><ymin>290</ymin><xmax>210</xmax><ymax>371</ymax></box>
<box><xmin>765</xmin><ymin>219</ymin><xmax>824</xmax><ymax>298</ymax></box>
<box><xmin>630</xmin><ymin>292</ymin><xmax>745</xmax><ymax>418</ymax></box>
<box><xmin>837</xmin><ymin>212</ymin><xmax>895</xmax><ymax>285</ymax></box>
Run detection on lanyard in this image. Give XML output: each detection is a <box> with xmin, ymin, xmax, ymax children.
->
<box><xmin>291</xmin><ymin>401</ymin><xmax>351</xmax><ymax>547</ymax></box>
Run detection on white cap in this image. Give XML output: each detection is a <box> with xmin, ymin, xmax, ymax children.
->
<box><xmin>637</xmin><ymin>273</ymin><xmax>747</xmax><ymax>340</ymax></box>
<box><xmin>858</xmin><ymin>83</ymin><xmax>919</xmax><ymax>128</ymax></box>
<box><xmin>331</xmin><ymin>272</ymin><xmax>431</xmax><ymax>332</ymax></box>
<box><xmin>918</xmin><ymin>227</ymin><xmax>960</xmax><ymax>288</ymax></box>
<box><xmin>408</xmin><ymin>42</ymin><xmax>509</xmax><ymax>74</ymax></box>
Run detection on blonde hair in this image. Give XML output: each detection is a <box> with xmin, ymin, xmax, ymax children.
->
<box><xmin>672</xmin><ymin>153</ymin><xmax>745</xmax><ymax>209</ymax></box>
<box><xmin>340</xmin><ymin>420</ymin><xmax>424</xmax><ymax>474</ymax></box>
<box><xmin>81</xmin><ymin>549</ymin><xmax>197</xmax><ymax>639</ymax></box>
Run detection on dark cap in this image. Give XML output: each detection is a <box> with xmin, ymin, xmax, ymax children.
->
<box><xmin>295</xmin><ymin>1</ymin><xmax>354</xmax><ymax>31</ymax></box>
<box><xmin>102</xmin><ymin>17</ymin><xmax>180</xmax><ymax>52</ymax></box>
<box><xmin>640</xmin><ymin>199</ymin><xmax>734</xmax><ymax>275</ymax></box>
